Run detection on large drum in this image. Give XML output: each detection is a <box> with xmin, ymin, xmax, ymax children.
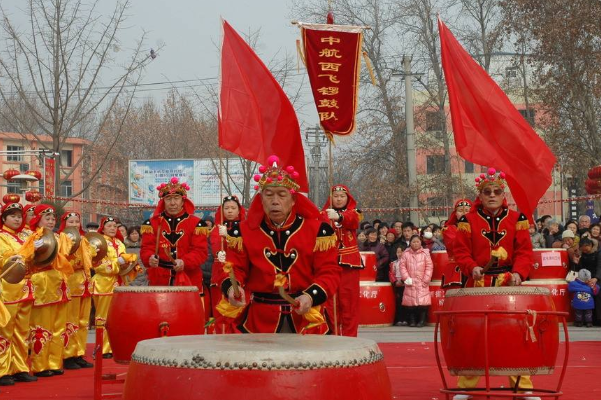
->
<box><xmin>523</xmin><ymin>279</ymin><xmax>573</xmax><ymax>322</ymax></box>
<box><xmin>529</xmin><ymin>249</ymin><xmax>569</xmax><ymax>280</ymax></box>
<box><xmin>359</xmin><ymin>282</ymin><xmax>395</xmax><ymax>327</ymax></box>
<box><xmin>428</xmin><ymin>280</ymin><xmax>445</xmax><ymax>324</ymax></box>
<box><xmin>106</xmin><ymin>286</ymin><xmax>205</xmax><ymax>364</ymax></box>
<box><xmin>360</xmin><ymin>251</ymin><xmax>377</xmax><ymax>281</ymax></box>
<box><xmin>123</xmin><ymin>334</ymin><xmax>393</xmax><ymax>400</ymax></box>
<box><xmin>439</xmin><ymin>286</ymin><xmax>560</xmax><ymax>376</ymax></box>
<box><xmin>431</xmin><ymin>251</ymin><xmax>450</xmax><ymax>281</ymax></box>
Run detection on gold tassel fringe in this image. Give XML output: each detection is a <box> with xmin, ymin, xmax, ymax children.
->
<box><xmin>195</xmin><ymin>226</ymin><xmax>210</xmax><ymax>236</ymax></box>
<box><xmin>313</xmin><ymin>234</ymin><xmax>337</xmax><ymax>252</ymax></box>
<box><xmin>362</xmin><ymin>51</ymin><xmax>378</xmax><ymax>86</ymax></box>
<box><xmin>296</xmin><ymin>39</ymin><xmax>306</xmax><ymax>71</ymax></box>
<box><xmin>140</xmin><ymin>225</ymin><xmax>153</xmax><ymax>235</ymax></box>
<box><xmin>516</xmin><ymin>220</ymin><xmax>530</xmax><ymax>231</ymax></box>
<box><xmin>457</xmin><ymin>221</ymin><xmax>471</xmax><ymax>233</ymax></box>
<box><xmin>226</xmin><ymin>235</ymin><xmax>243</xmax><ymax>252</ymax></box>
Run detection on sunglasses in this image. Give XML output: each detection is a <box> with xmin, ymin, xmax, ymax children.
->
<box><xmin>482</xmin><ymin>188</ymin><xmax>504</xmax><ymax>196</ymax></box>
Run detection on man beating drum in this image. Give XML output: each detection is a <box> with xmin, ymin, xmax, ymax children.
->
<box><xmin>452</xmin><ymin>168</ymin><xmax>540</xmax><ymax>400</ymax></box>
<box><xmin>216</xmin><ymin>155</ymin><xmax>341</xmax><ymax>333</ymax></box>
<box><xmin>140</xmin><ymin>177</ymin><xmax>209</xmax><ymax>290</ymax></box>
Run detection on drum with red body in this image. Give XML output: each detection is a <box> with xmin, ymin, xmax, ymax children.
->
<box><xmin>428</xmin><ymin>280</ymin><xmax>445</xmax><ymax>324</ymax></box>
<box><xmin>106</xmin><ymin>286</ymin><xmax>205</xmax><ymax>364</ymax></box>
<box><xmin>360</xmin><ymin>251</ymin><xmax>377</xmax><ymax>281</ymax></box>
<box><xmin>123</xmin><ymin>334</ymin><xmax>393</xmax><ymax>400</ymax></box>
<box><xmin>430</xmin><ymin>251</ymin><xmax>451</xmax><ymax>281</ymax></box>
<box><xmin>523</xmin><ymin>279</ymin><xmax>573</xmax><ymax>322</ymax></box>
<box><xmin>439</xmin><ymin>286</ymin><xmax>560</xmax><ymax>376</ymax></box>
<box><xmin>529</xmin><ymin>249</ymin><xmax>569</xmax><ymax>280</ymax></box>
<box><xmin>359</xmin><ymin>282</ymin><xmax>395</xmax><ymax>326</ymax></box>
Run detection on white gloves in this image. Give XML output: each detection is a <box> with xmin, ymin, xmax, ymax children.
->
<box><xmin>404</xmin><ymin>277</ymin><xmax>413</xmax><ymax>286</ymax></box>
<box><xmin>217</xmin><ymin>251</ymin><xmax>226</xmax><ymax>263</ymax></box>
<box><xmin>117</xmin><ymin>256</ymin><xmax>126</xmax><ymax>265</ymax></box>
<box><xmin>34</xmin><ymin>239</ymin><xmax>45</xmax><ymax>250</ymax></box>
<box><xmin>218</xmin><ymin>224</ymin><xmax>227</xmax><ymax>237</ymax></box>
<box><xmin>227</xmin><ymin>287</ymin><xmax>246</xmax><ymax>307</ymax></box>
<box><xmin>325</xmin><ymin>209</ymin><xmax>340</xmax><ymax>221</ymax></box>
<box><xmin>294</xmin><ymin>293</ymin><xmax>313</xmax><ymax>315</ymax></box>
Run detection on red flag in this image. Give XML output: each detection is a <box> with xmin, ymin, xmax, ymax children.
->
<box><xmin>218</xmin><ymin>20</ymin><xmax>309</xmax><ymax>192</ymax></box>
<box><xmin>438</xmin><ymin>18</ymin><xmax>556</xmax><ymax>220</ymax></box>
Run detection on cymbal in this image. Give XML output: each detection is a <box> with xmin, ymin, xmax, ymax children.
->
<box><xmin>63</xmin><ymin>227</ymin><xmax>82</xmax><ymax>255</ymax></box>
<box><xmin>1</xmin><ymin>256</ymin><xmax>26</xmax><ymax>284</ymax></box>
<box><xmin>34</xmin><ymin>228</ymin><xmax>58</xmax><ymax>268</ymax></box>
<box><xmin>85</xmin><ymin>232</ymin><xmax>108</xmax><ymax>264</ymax></box>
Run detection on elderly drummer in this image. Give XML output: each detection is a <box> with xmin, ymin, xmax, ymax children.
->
<box><xmin>453</xmin><ymin>168</ymin><xmax>539</xmax><ymax>400</ymax></box>
<box><xmin>217</xmin><ymin>155</ymin><xmax>340</xmax><ymax>334</ymax></box>
<box><xmin>140</xmin><ymin>177</ymin><xmax>209</xmax><ymax>290</ymax></box>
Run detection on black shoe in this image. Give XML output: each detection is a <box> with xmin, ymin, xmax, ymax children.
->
<box><xmin>0</xmin><ymin>376</ymin><xmax>15</xmax><ymax>386</ymax></box>
<box><xmin>586</xmin><ymin>323</ymin><xmax>593</xmax><ymax>328</ymax></box>
<box><xmin>34</xmin><ymin>370</ymin><xmax>54</xmax><ymax>378</ymax></box>
<box><xmin>75</xmin><ymin>356</ymin><xmax>93</xmax><ymax>368</ymax></box>
<box><xmin>574</xmin><ymin>321</ymin><xmax>583</xmax><ymax>327</ymax></box>
<box><xmin>12</xmin><ymin>372</ymin><xmax>37</xmax><ymax>382</ymax></box>
<box><xmin>63</xmin><ymin>357</ymin><xmax>81</xmax><ymax>370</ymax></box>
<box><xmin>102</xmin><ymin>353</ymin><xmax>113</xmax><ymax>359</ymax></box>
<box><xmin>49</xmin><ymin>369</ymin><xmax>64</xmax><ymax>376</ymax></box>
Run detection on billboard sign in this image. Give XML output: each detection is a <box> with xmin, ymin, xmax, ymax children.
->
<box><xmin>129</xmin><ymin>158</ymin><xmax>250</xmax><ymax>206</ymax></box>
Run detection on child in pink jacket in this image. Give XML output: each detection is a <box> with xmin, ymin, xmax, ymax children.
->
<box><xmin>400</xmin><ymin>235</ymin><xmax>434</xmax><ymax>327</ymax></box>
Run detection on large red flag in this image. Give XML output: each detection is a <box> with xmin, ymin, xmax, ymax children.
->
<box><xmin>218</xmin><ymin>20</ymin><xmax>309</xmax><ymax>192</ymax></box>
<box><xmin>438</xmin><ymin>18</ymin><xmax>556</xmax><ymax>220</ymax></box>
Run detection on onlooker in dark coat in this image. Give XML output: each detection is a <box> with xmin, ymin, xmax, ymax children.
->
<box><xmin>359</xmin><ymin>228</ymin><xmax>389</xmax><ymax>282</ymax></box>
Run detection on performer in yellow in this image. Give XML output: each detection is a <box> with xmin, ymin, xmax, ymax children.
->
<box><xmin>58</xmin><ymin>211</ymin><xmax>94</xmax><ymax>369</ymax></box>
<box><xmin>28</xmin><ymin>205</ymin><xmax>73</xmax><ymax>377</ymax></box>
<box><xmin>0</xmin><ymin>198</ymin><xmax>39</xmax><ymax>385</ymax></box>
<box><xmin>91</xmin><ymin>217</ymin><xmax>125</xmax><ymax>359</ymax></box>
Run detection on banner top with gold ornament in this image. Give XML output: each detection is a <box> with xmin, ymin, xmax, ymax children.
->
<box><xmin>295</xmin><ymin>21</ymin><xmax>369</xmax><ymax>139</ymax></box>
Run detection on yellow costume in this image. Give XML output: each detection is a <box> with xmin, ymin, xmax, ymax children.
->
<box><xmin>91</xmin><ymin>235</ymin><xmax>124</xmax><ymax>355</ymax></box>
<box><xmin>64</xmin><ymin>237</ymin><xmax>93</xmax><ymax>360</ymax></box>
<box><xmin>29</xmin><ymin>231</ymin><xmax>73</xmax><ymax>373</ymax></box>
<box><xmin>0</xmin><ymin>227</ymin><xmax>33</xmax><ymax>378</ymax></box>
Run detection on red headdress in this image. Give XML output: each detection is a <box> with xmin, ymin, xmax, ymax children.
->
<box><xmin>214</xmin><ymin>195</ymin><xmax>246</xmax><ymax>225</ymax></box>
<box><xmin>153</xmin><ymin>176</ymin><xmax>195</xmax><ymax>217</ymax></box>
<box><xmin>247</xmin><ymin>155</ymin><xmax>319</xmax><ymax>229</ymax></box>
<box><xmin>444</xmin><ymin>198</ymin><xmax>473</xmax><ymax>227</ymax></box>
<box><xmin>58</xmin><ymin>211</ymin><xmax>85</xmax><ymax>235</ymax></box>
<box><xmin>29</xmin><ymin>204</ymin><xmax>55</xmax><ymax>229</ymax></box>
<box><xmin>321</xmin><ymin>184</ymin><xmax>357</xmax><ymax>211</ymax></box>
<box><xmin>98</xmin><ymin>216</ymin><xmax>124</xmax><ymax>242</ymax></box>
<box><xmin>474</xmin><ymin>167</ymin><xmax>507</xmax><ymax>192</ymax></box>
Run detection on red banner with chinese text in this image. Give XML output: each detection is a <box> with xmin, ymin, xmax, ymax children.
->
<box><xmin>44</xmin><ymin>157</ymin><xmax>55</xmax><ymax>198</ymax></box>
<box><xmin>301</xmin><ymin>24</ymin><xmax>363</xmax><ymax>138</ymax></box>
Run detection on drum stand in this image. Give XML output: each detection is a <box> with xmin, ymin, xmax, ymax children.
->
<box><xmin>434</xmin><ymin>310</ymin><xmax>570</xmax><ymax>399</ymax></box>
<box><xmin>93</xmin><ymin>328</ymin><xmax>126</xmax><ymax>400</ymax></box>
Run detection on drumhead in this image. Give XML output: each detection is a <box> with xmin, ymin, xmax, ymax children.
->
<box><xmin>114</xmin><ymin>286</ymin><xmax>199</xmax><ymax>293</ymax></box>
<box><xmin>131</xmin><ymin>334</ymin><xmax>383</xmax><ymax>370</ymax></box>
<box><xmin>445</xmin><ymin>286</ymin><xmax>551</xmax><ymax>298</ymax></box>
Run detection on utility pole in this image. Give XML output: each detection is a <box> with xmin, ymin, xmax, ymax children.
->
<box><xmin>403</xmin><ymin>55</ymin><xmax>419</xmax><ymax>224</ymax></box>
<box><xmin>305</xmin><ymin>125</ymin><xmax>327</xmax><ymax>206</ymax></box>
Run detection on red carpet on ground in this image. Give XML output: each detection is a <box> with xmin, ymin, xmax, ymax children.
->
<box><xmin>3</xmin><ymin>342</ymin><xmax>599</xmax><ymax>399</ymax></box>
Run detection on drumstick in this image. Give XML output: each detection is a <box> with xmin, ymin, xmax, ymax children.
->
<box><xmin>229</xmin><ymin>269</ymin><xmax>241</xmax><ymax>299</ymax></box>
<box><xmin>480</xmin><ymin>255</ymin><xmax>499</xmax><ymax>275</ymax></box>
<box><xmin>278</xmin><ymin>286</ymin><xmax>300</xmax><ymax>307</ymax></box>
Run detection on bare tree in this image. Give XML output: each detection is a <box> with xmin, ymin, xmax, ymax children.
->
<box><xmin>0</xmin><ymin>0</ymin><xmax>154</xmax><ymax>199</ymax></box>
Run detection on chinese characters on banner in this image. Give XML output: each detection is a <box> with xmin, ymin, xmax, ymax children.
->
<box><xmin>301</xmin><ymin>24</ymin><xmax>363</xmax><ymax>138</ymax></box>
<box><xmin>44</xmin><ymin>157</ymin><xmax>55</xmax><ymax>198</ymax></box>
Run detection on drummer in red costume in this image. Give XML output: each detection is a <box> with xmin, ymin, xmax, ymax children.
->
<box><xmin>209</xmin><ymin>195</ymin><xmax>245</xmax><ymax>332</ymax></box>
<box><xmin>453</xmin><ymin>168</ymin><xmax>539</xmax><ymax>400</ymax></box>
<box><xmin>140</xmin><ymin>177</ymin><xmax>209</xmax><ymax>290</ymax></box>
<box><xmin>441</xmin><ymin>198</ymin><xmax>472</xmax><ymax>288</ymax></box>
<box><xmin>321</xmin><ymin>184</ymin><xmax>362</xmax><ymax>336</ymax></box>
<box><xmin>218</xmin><ymin>155</ymin><xmax>340</xmax><ymax>334</ymax></box>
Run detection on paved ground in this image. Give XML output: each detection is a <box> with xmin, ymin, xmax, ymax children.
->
<box><xmin>358</xmin><ymin>324</ymin><xmax>601</xmax><ymax>343</ymax></box>
<box><xmin>88</xmin><ymin>325</ymin><xmax>600</xmax><ymax>344</ymax></box>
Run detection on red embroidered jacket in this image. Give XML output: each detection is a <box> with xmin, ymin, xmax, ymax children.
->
<box><xmin>454</xmin><ymin>206</ymin><xmax>533</xmax><ymax>286</ymax></box>
<box><xmin>220</xmin><ymin>211</ymin><xmax>340</xmax><ymax>333</ymax></box>
<box><xmin>140</xmin><ymin>211</ymin><xmax>209</xmax><ymax>290</ymax></box>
